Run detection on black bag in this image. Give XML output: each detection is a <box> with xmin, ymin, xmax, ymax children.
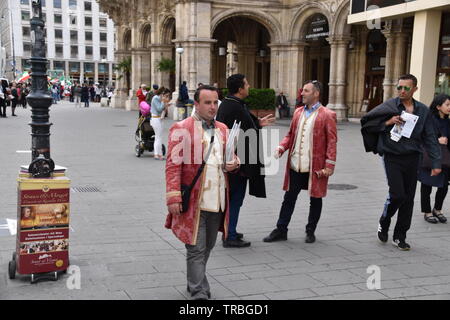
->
<box><xmin>422</xmin><ymin>144</ymin><xmax>450</xmax><ymax>169</ymax></box>
<box><xmin>180</xmin><ymin>133</ymin><xmax>215</xmax><ymax>213</ymax></box>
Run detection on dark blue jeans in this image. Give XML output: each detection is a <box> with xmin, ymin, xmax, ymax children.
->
<box><xmin>227</xmin><ymin>173</ymin><xmax>248</xmax><ymax>241</ymax></box>
<box><xmin>276</xmin><ymin>170</ymin><xmax>322</xmax><ymax>234</ymax></box>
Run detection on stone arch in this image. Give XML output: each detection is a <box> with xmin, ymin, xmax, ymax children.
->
<box><xmin>289</xmin><ymin>3</ymin><xmax>332</xmax><ymax>41</ymax></box>
<box><xmin>160</xmin><ymin>16</ymin><xmax>176</xmax><ymax>45</ymax></box>
<box><xmin>123</xmin><ymin>28</ymin><xmax>132</xmax><ymax>51</ymax></box>
<box><xmin>331</xmin><ymin>0</ymin><xmax>352</xmax><ymax>37</ymax></box>
<box><xmin>139</xmin><ymin>23</ymin><xmax>152</xmax><ymax>48</ymax></box>
<box><xmin>211</xmin><ymin>9</ymin><xmax>282</xmax><ymax>43</ymax></box>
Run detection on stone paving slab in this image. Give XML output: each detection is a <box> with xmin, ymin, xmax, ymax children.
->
<box><xmin>1</xmin><ymin>102</ymin><xmax>450</xmax><ymax>300</ymax></box>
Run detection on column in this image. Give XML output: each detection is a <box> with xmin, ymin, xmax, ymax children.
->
<box><xmin>109</xmin><ymin>62</ymin><xmax>113</xmax><ymax>86</ymax></box>
<box><xmin>382</xmin><ymin>29</ymin><xmax>396</xmax><ymax>101</ymax></box>
<box><xmin>80</xmin><ymin>62</ymin><xmax>84</xmax><ymax>84</ymax></box>
<box><xmin>327</xmin><ymin>36</ymin><xmax>351</xmax><ymax>120</ymax></box>
<box><xmin>94</xmin><ymin>62</ymin><xmax>99</xmax><ymax>83</ymax></box>
<box><xmin>392</xmin><ymin>32</ymin><xmax>409</xmax><ymax>81</ymax></box>
<box><xmin>409</xmin><ymin>10</ymin><xmax>442</xmax><ymax>104</ymax></box>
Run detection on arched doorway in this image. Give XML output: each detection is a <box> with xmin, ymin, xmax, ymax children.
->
<box><xmin>160</xmin><ymin>17</ymin><xmax>176</xmax><ymax>91</ymax></box>
<box><xmin>303</xmin><ymin>13</ymin><xmax>330</xmax><ymax>105</ymax></box>
<box><xmin>212</xmin><ymin>17</ymin><xmax>271</xmax><ymax>89</ymax></box>
<box><xmin>364</xmin><ymin>29</ymin><xmax>386</xmax><ymax>111</ymax></box>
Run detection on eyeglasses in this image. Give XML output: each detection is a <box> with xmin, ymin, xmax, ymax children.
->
<box><xmin>397</xmin><ymin>85</ymin><xmax>411</xmax><ymax>92</ymax></box>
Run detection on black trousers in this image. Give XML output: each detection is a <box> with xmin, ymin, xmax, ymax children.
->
<box><xmin>420</xmin><ymin>174</ymin><xmax>449</xmax><ymax>213</ymax></box>
<box><xmin>276</xmin><ymin>169</ymin><xmax>322</xmax><ymax>234</ymax></box>
<box><xmin>380</xmin><ymin>153</ymin><xmax>420</xmax><ymax>241</ymax></box>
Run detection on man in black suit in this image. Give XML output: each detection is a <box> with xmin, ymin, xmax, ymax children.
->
<box><xmin>276</xmin><ymin>91</ymin><xmax>289</xmax><ymax>119</ymax></box>
<box><xmin>216</xmin><ymin>74</ymin><xmax>275</xmax><ymax>248</ymax></box>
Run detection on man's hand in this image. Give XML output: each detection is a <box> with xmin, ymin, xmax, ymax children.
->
<box><xmin>322</xmin><ymin>168</ymin><xmax>334</xmax><ymax>177</ymax></box>
<box><xmin>439</xmin><ymin>137</ymin><xmax>448</xmax><ymax>145</ymax></box>
<box><xmin>259</xmin><ymin>114</ymin><xmax>276</xmax><ymax>127</ymax></box>
<box><xmin>168</xmin><ymin>203</ymin><xmax>182</xmax><ymax>215</ymax></box>
<box><xmin>225</xmin><ymin>157</ymin><xmax>240</xmax><ymax>172</ymax></box>
<box><xmin>385</xmin><ymin>115</ymin><xmax>404</xmax><ymax>126</ymax></box>
<box><xmin>431</xmin><ymin>168</ymin><xmax>442</xmax><ymax>176</ymax></box>
<box><xmin>274</xmin><ymin>147</ymin><xmax>282</xmax><ymax>159</ymax></box>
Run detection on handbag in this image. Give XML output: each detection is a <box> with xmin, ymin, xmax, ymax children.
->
<box><xmin>180</xmin><ymin>133</ymin><xmax>215</xmax><ymax>213</ymax></box>
<box><xmin>422</xmin><ymin>144</ymin><xmax>450</xmax><ymax>169</ymax></box>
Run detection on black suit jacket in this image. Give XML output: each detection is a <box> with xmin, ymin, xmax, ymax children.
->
<box><xmin>216</xmin><ymin>95</ymin><xmax>266</xmax><ymax>198</ymax></box>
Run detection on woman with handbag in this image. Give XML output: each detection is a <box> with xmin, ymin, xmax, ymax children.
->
<box><xmin>419</xmin><ymin>94</ymin><xmax>450</xmax><ymax>224</ymax></box>
<box><xmin>150</xmin><ymin>87</ymin><xmax>171</xmax><ymax>160</ymax></box>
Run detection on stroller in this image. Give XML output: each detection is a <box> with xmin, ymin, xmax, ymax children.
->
<box><xmin>134</xmin><ymin>115</ymin><xmax>166</xmax><ymax>157</ymax></box>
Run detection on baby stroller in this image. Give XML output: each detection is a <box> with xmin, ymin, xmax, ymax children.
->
<box><xmin>134</xmin><ymin>115</ymin><xmax>166</xmax><ymax>157</ymax></box>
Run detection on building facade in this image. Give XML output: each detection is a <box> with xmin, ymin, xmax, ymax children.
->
<box><xmin>0</xmin><ymin>0</ymin><xmax>116</xmax><ymax>86</ymax></box>
<box><xmin>98</xmin><ymin>0</ymin><xmax>450</xmax><ymax>120</ymax></box>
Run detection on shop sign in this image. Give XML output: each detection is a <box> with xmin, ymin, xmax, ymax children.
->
<box><xmin>305</xmin><ymin>15</ymin><xmax>329</xmax><ymax>40</ymax></box>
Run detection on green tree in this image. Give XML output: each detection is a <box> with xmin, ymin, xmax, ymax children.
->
<box><xmin>114</xmin><ymin>56</ymin><xmax>132</xmax><ymax>92</ymax></box>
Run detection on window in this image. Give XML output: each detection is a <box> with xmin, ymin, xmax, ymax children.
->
<box><xmin>55</xmin><ymin>29</ymin><xmax>63</xmax><ymax>39</ymax></box>
<box><xmin>99</xmin><ymin>18</ymin><xmax>107</xmax><ymax>28</ymax></box>
<box><xmin>55</xmin><ymin>44</ymin><xmax>63</xmax><ymax>57</ymax></box>
<box><xmin>69</xmin><ymin>0</ymin><xmax>77</xmax><ymax>10</ymax></box>
<box><xmin>53</xmin><ymin>61</ymin><xmax>65</xmax><ymax>70</ymax></box>
<box><xmin>22</xmin><ymin>27</ymin><xmax>30</xmax><ymax>37</ymax></box>
<box><xmin>85</xmin><ymin>31</ymin><xmax>92</xmax><ymax>41</ymax></box>
<box><xmin>71</xmin><ymin>46</ymin><xmax>78</xmax><ymax>58</ymax></box>
<box><xmin>54</xmin><ymin>14</ymin><xmax>62</xmax><ymax>24</ymax></box>
<box><xmin>98</xmin><ymin>63</ymin><xmax>108</xmax><ymax>73</ymax></box>
<box><xmin>100</xmin><ymin>33</ymin><xmax>107</xmax><ymax>42</ymax></box>
<box><xmin>23</xmin><ymin>43</ymin><xmax>31</xmax><ymax>52</ymax></box>
<box><xmin>21</xmin><ymin>11</ymin><xmax>30</xmax><ymax>21</ymax></box>
<box><xmin>69</xmin><ymin>62</ymin><xmax>80</xmax><ymax>72</ymax></box>
<box><xmin>70</xmin><ymin>15</ymin><xmax>77</xmax><ymax>25</ymax></box>
<box><xmin>53</xmin><ymin>0</ymin><xmax>61</xmax><ymax>9</ymax></box>
<box><xmin>100</xmin><ymin>47</ymin><xmax>107</xmax><ymax>57</ymax></box>
<box><xmin>20</xmin><ymin>0</ymin><xmax>29</xmax><ymax>5</ymax></box>
<box><xmin>85</xmin><ymin>46</ymin><xmax>93</xmax><ymax>56</ymax></box>
<box><xmin>84</xmin><ymin>1</ymin><xmax>92</xmax><ymax>11</ymax></box>
<box><xmin>85</xmin><ymin>16</ymin><xmax>92</xmax><ymax>26</ymax></box>
<box><xmin>84</xmin><ymin>62</ymin><xmax>94</xmax><ymax>73</ymax></box>
<box><xmin>70</xmin><ymin>30</ymin><xmax>78</xmax><ymax>41</ymax></box>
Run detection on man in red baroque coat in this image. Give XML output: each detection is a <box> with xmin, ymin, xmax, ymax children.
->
<box><xmin>263</xmin><ymin>80</ymin><xmax>337</xmax><ymax>244</ymax></box>
<box><xmin>165</xmin><ymin>85</ymin><xmax>239</xmax><ymax>300</ymax></box>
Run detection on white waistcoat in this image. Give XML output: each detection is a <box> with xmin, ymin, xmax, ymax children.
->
<box><xmin>290</xmin><ymin>111</ymin><xmax>318</xmax><ymax>173</ymax></box>
<box><xmin>200</xmin><ymin>129</ymin><xmax>226</xmax><ymax>212</ymax></box>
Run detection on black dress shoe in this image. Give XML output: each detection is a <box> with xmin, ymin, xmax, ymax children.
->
<box><xmin>305</xmin><ymin>233</ymin><xmax>316</xmax><ymax>243</ymax></box>
<box><xmin>263</xmin><ymin>228</ymin><xmax>287</xmax><ymax>242</ymax></box>
<box><xmin>222</xmin><ymin>239</ymin><xmax>251</xmax><ymax>248</ymax></box>
<box><xmin>236</xmin><ymin>232</ymin><xmax>243</xmax><ymax>240</ymax></box>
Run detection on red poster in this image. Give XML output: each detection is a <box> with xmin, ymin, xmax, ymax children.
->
<box><xmin>17</xmin><ymin>181</ymin><xmax>70</xmax><ymax>275</ymax></box>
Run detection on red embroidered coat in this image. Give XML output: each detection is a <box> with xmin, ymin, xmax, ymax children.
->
<box><xmin>165</xmin><ymin>117</ymin><xmax>230</xmax><ymax>245</ymax></box>
<box><xmin>278</xmin><ymin>106</ymin><xmax>337</xmax><ymax>198</ymax></box>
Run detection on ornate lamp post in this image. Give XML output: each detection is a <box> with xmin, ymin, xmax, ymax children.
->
<box><xmin>27</xmin><ymin>0</ymin><xmax>54</xmax><ymax>177</ymax></box>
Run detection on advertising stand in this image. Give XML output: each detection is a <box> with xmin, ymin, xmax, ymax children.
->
<box><xmin>8</xmin><ymin>167</ymin><xmax>70</xmax><ymax>283</ymax></box>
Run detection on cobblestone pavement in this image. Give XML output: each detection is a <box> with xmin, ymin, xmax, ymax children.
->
<box><xmin>1</xmin><ymin>101</ymin><xmax>450</xmax><ymax>300</ymax></box>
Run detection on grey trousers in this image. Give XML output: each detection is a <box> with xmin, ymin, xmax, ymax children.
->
<box><xmin>185</xmin><ymin>210</ymin><xmax>223</xmax><ymax>300</ymax></box>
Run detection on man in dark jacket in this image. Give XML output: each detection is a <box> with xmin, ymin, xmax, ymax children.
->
<box><xmin>361</xmin><ymin>74</ymin><xmax>441</xmax><ymax>251</ymax></box>
<box><xmin>276</xmin><ymin>91</ymin><xmax>289</xmax><ymax>119</ymax></box>
<box><xmin>216</xmin><ymin>74</ymin><xmax>275</xmax><ymax>248</ymax></box>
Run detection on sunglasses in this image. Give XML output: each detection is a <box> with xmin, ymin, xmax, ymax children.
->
<box><xmin>397</xmin><ymin>85</ymin><xmax>411</xmax><ymax>92</ymax></box>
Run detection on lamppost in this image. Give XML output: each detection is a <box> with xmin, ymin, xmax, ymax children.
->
<box><xmin>27</xmin><ymin>0</ymin><xmax>54</xmax><ymax>177</ymax></box>
<box><xmin>176</xmin><ymin>46</ymin><xmax>184</xmax><ymax>93</ymax></box>
<box><xmin>1</xmin><ymin>6</ymin><xmax>16</xmax><ymax>79</ymax></box>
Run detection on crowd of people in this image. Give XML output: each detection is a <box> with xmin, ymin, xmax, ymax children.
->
<box><xmin>160</xmin><ymin>72</ymin><xmax>450</xmax><ymax>300</ymax></box>
<box><xmin>0</xmin><ymin>81</ymin><xmax>30</xmax><ymax>117</ymax></box>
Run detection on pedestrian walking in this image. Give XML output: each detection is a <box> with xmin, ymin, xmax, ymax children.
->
<box><xmin>89</xmin><ymin>85</ymin><xmax>95</xmax><ymax>102</ymax></box>
<box><xmin>0</xmin><ymin>81</ymin><xmax>6</xmax><ymax>118</ymax></box>
<box><xmin>20</xmin><ymin>83</ymin><xmax>29</xmax><ymax>108</ymax></box>
<box><xmin>263</xmin><ymin>80</ymin><xmax>337</xmax><ymax>244</ymax></box>
<box><xmin>151</xmin><ymin>87</ymin><xmax>171</xmax><ymax>160</ymax></box>
<box><xmin>51</xmin><ymin>85</ymin><xmax>59</xmax><ymax>104</ymax></box>
<box><xmin>81</xmin><ymin>83</ymin><xmax>90</xmax><ymax>108</ymax></box>
<box><xmin>216</xmin><ymin>74</ymin><xmax>275</xmax><ymax>248</ymax></box>
<box><xmin>10</xmin><ymin>82</ymin><xmax>18</xmax><ymax>116</ymax></box>
<box><xmin>276</xmin><ymin>91</ymin><xmax>290</xmax><ymax>119</ymax></box>
<box><xmin>74</xmin><ymin>84</ymin><xmax>82</xmax><ymax>107</ymax></box>
<box><xmin>419</xmin><ymin>94</ymin><xmax>450</xmax><ymax>224</ymax></box>
<box><xmin>165</xmin><ymin>85</ymin><xmax>239</xmax><ymax>300</ymax></box>
<box><xmin>361</xmin><ymin>74</ymin><xmax>441</xmax><ymax>251</ymax></box>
